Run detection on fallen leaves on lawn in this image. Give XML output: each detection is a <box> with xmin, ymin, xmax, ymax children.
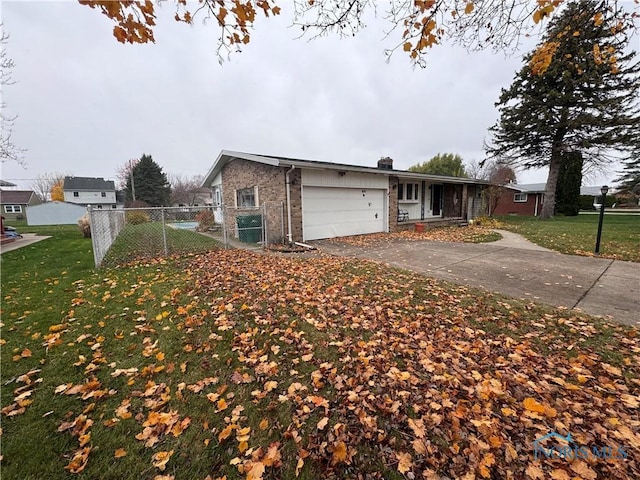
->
<box><xmin>14</xmin><ymin>249</ymin><xmax>639</xmax><ymax>479</ymax></box>
<box><xmin>329</xmin><ymin>225</ymin><xmax>500</xmax><ymax>247</ymax></box>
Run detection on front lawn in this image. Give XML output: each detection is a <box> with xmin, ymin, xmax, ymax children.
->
<box><xmin>497</xmin><ymin>214</ymin><xmax>640</xmax><ymax>262</ymax></box>
<box><xmin>1</xmin><ymin>230</ymin><xmax>639</xmax><ymax>479</ymax></box>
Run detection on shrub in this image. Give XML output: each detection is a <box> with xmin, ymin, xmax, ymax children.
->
<box><xmin>195</xmin><ymin>210</ymin><xmax>215</xmax><ymax>231</ymax></box>
<box><xmin>77</xmin><ymin>215</ymin><xmax>91</xmax><ymax>238</ymax></box>
<box><xmin>471</xmin><ymin>216</ymin><xmax>501</xmax><ymax>228</ymax></box>
<box><xmin>126</xmin><ymin>211</ymin><xmax>150</xmax><ymax>225</ymax></box>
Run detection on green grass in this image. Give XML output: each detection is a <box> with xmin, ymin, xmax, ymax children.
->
<box><xmin>497</xmin><ymin>214</ymin><xmax>640</xmax><ymax>262</ymax></box>
<box><xmin>101</xmin><ymin>222</ymin><xmax>221</xmax><ymax>267</ymax></box>
<box><xmin>2</xmin><ymin>228</ymin><xmax>639</xmax><ymax>479</ymax></box>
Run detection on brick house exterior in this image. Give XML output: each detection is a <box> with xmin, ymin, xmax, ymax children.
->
<box><xmin>492</xmin><ymin>185</ymin><xmax>546</xmax><ymax>216</ymax></box>
<box><xmin>203</xmin><ymin>151</ymin><xmax>488</xmax><ymax>243</ymax></box>
<box><xmin>492</xmin><ymin>183</ymin><xmax>607</xmax><ymax>216</ymax></box>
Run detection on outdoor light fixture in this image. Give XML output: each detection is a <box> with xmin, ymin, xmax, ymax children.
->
<box><xmin>595</xmin><ymin>185</ymin><xmax>609</xmax><ymax>254</ymax></box>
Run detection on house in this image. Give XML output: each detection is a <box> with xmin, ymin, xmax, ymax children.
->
<box><xmin>202</xmin><ymin>151</ymin><xmax>488</xmax><ymax>243</ymax></box>
<box><xmin>27</xmin><ymin>201</ymin><xmax>88</xmax><ymax>226</ymax></box>
<box><xmin>63</xmin><ymin>176</ymin><xmax>118</xmax><ymax>209</ymax></box>
<box><xmin>492</xmin><ymin>183</ymin><xmax>607</xmax><ymax>216</ymax></box>
<box><xmin>0</xmin><ymin>189</ymin><xmax>42</xmax><ymax>221</ymax></box>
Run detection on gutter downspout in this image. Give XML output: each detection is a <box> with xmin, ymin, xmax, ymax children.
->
<box><xmin>534</xmin><ymin>193</ymin><xmax>539</xmax><ymax>216</ymax></box>
<box><xmin>285</xmin><ymin>165</ymin><xmax>295</xmax><ymax>244</ymax></box>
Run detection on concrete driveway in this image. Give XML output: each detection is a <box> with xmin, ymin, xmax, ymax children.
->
<box><xmin>313</xmin><ymin>234</ymin><xmax>639</xmax><ymax>327</ymax></box>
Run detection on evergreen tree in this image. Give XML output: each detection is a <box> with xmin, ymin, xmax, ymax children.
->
<box><xmin>408</xmin><ymin>153</ymin><xmax>468</xmax><ymax>177</ymax></box>
<box><xmin>486</xmin><ymin>0</ymin><xmax>640</xmax><ymax>218</ymax></box>
<box><xmin>616</xmin><ymin>156</ymin><xmax>640</xmax><ymax>198</ymax></box>
<box><xmin>125</xmin><ymin>154</ymin><xmax>171</xmax><ymax>206</ymax></box>
<box><xmin>554</xmin><ymin>151</ymin><xmax>583</xmax><ymax>216</ymax></box>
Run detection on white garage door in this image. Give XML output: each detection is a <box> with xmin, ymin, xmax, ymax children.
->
<box><xmin>303</xmin><ymin>187</ymin><xmax>386</xmax><ymax>241</ymax></box>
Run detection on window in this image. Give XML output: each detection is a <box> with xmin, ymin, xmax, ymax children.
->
<box><xmin>4</xmin><ymin>205</ymin><xmax>22</xmax><ymax>213</ymax></box>
<box><xmin>514</xmin><ymin>193</ymin><xmax>528</xmax><ymax>202</ymax></box>
<box><xmin>406</xmin><ymin>183</ymin><xmax>413</xmax><ymax>201</ymax></box>
<box><xmin>398</xmin><ymin>183</ymin><xmax>419</xmax><ymax>202</ymax></box>
<box><xmin>73</xmin><ymin>191</ymin><xmax>79</xmax><ymax>197</ymax></box>
<box><xmin>101</xmin><ymin>192</ymin><xmax>106</xmax><ymax>197</ymax></box>
<box><xmin>97</xmin><ymin>205</ymin><xmax>103</xmax><ymax>209</ymax></box>
<box><xmin>236</xmin><ymin>187</ymin><xmax>256</xmax><ymax>207</ymax></box>
<box><xmin>111</xmin><ymin>205</ymin><xmax>117</xmax><ymax>209</ymax></box>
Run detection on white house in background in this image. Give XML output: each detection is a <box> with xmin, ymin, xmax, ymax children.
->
<box><xmin>63</xmin><ymin>176</ymin><xmax>117</xmax><ymax>209</ymax></box>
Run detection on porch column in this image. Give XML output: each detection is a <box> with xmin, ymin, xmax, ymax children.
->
<box><xmin>461</xmin><ymin>184</ymin><xmax>468</xmax><ymax>220</ymax></box>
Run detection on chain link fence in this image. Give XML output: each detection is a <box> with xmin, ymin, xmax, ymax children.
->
<box><xmin>89</xmin><ymin>203</ymin><xmax>284</xmax><ymax>267</ymax></box>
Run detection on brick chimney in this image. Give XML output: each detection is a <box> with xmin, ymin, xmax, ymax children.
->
<box><xmin>377</xmin><ymin>156</ymin><xmax>393</xmax><ymax>170</ymax></box>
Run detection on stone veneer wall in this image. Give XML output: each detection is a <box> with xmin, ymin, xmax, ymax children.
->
<box><xmin>221</xmin><ymin>159</ymin><xmax>303</xmax><ymax>243</ymax></box>
<box><xmin>388</xmin><ymin>176</ymin><xmax>400</xmax><ymax>232</ymax></box>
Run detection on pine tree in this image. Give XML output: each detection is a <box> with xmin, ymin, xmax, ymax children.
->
<box><xmin>554</xmin><ymin>151</ymin><xmax>583</xmax><ymax>216</ymax></box>
<box><xmin>125</xmin><ymin>154</ymin><xmax>171</xmax><ymax>206</ymax></box>
<box><xmin>486</xmin><ymin>0</ymin><xmax>640</xmax><ymax>218</ymax></box>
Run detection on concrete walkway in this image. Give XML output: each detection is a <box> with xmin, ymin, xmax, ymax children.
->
<box><xmin>0</xmin><ymin>234</ymin><xmax>51</xmax><ymax>254</ymax></box>
<box><xmin>312</xmin><ymin>233</ymin><xmax>639</xmax><ymax>326</ymax></box>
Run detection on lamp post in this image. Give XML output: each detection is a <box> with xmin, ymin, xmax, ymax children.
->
<box><xmin>594</xmin><ymin>185</ymin><xmax>609</xmax><ymax>255</ymax></box>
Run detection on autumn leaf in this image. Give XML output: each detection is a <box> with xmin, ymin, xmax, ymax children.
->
<box><xmin>550</xmin><ymin>468</ymin><xmax>570</xmax><ymax>480</ymax></box>
<box><xmin>331</xmin><ymin>441</ymin><xmax>348</xmax><ymax>465</ymax></box>
<box><xmin>522</xmin><ymin>397</ymin><xmax>545</xmax><ymax>414</ymax></box>
<box><xmin>216</xmin><ymin>398</ymin><xmax>228</xmax><ymax>412</ymax></box>
<box><xmin>570</xmin><ymin>460</ymin><xmax>597</xmax><ymax>480</ymax></box>
<box><xmin>525</xmin><ymin>463</ymin><xmax>545</xmax><ymax>479</ymax></box>
<box><xmin>114</xmin><ymin>448</ymin><xmax>127</xmax><ymax>458</ymax></box>
<box><xmin>396</xmin><ymin>451</ymin><xmax>413</xmax><ymax>474</ymax></box>
<box><xmin>407</xmin><ymin>417</ymin><xmax>425</xmax><ymax>438</ymax></box>
<box><xmin>317</xmin><ymin>416</ymin><xmax>329</xmax><ymax>430</ymax></box>
<box><xmin>152</xmin><ymin>450</ymin><xmax>174</xmax><ymax>471</ymax></box>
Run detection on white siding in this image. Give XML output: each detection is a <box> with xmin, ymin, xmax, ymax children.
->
<box><xmin>302</xmin><ymin>169</ymin><xmax>388</xmax><ymax>189</ymax></box>
<box><xmin>64</xmin><ymin>190</ymin><xmax>117</xmax><ymax>205</ymax></box>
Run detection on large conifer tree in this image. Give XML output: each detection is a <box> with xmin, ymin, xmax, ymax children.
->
<box><xmin>125</xmin><ymin>154</ymin><xmax>171</xmax><ymax>206</ymax></box>
<box><xmin>486</xmin><ymin>0</ymin><xmax>640</xmax><ymax>218</ymax></box>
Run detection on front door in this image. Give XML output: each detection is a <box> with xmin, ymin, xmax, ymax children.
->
<box><xmin>432</xmin><ymin>185</ymin><xmax>443</xmax><ymax>216</ymax></box>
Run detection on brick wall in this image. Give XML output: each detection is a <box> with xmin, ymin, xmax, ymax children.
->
<box><xmin>221</xmin><ymin>159</ymin><xmax>303</xmax><ymax>242</ymax></box>
<box><xmin>492</xmin><ymin>188</ymin><xmax>540</xmax><ymax>216</ymax></box>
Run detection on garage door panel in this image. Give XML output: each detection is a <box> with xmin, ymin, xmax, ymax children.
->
<box><xmin>302</xmin><ymin>187</ymin><xmax>385</xmax><ymax>241</ymax></box>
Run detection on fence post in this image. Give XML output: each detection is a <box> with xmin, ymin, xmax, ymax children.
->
<box><xmin>161</xmin><ymin>207</ymin><xmax>168</xmax><ymax>256</ymax></box>
<box><xmin>263</xmin><ymin>203</ymin><xmax>268</xmax><ymax>246</ymax></box>
<box><xmin>87</xmin><ymin>206</ymin><xmax>99</xmax><ymax>267</ymax></box>
<box><xmin>222</xmin><ymin>204</ymin><xmax>229</xmax><ymax>249</ymax></box>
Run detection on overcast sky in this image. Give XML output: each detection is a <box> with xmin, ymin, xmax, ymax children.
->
<box><xmin>1</xmin><ymin>1</ymin><xmax>633</xmax><ymax>190</ymax></box>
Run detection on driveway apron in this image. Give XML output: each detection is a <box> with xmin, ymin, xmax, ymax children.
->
<box><xmin>313</xmin><ymin>239</ymin><xmax>639</xmax><ymax>327</ymax></box>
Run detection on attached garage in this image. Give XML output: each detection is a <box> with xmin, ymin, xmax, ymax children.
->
<box><xmin>301</xmin><ymin>169</ymin><xmax>388</xmax><ymax>241</ymax></box>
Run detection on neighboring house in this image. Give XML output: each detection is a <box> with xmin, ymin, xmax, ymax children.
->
<box><xmin>202</xmin><ymin>150</ymin><xmax>488</xmax><ymax>243</ymax></box>
<box><xmin>0</xmin><ymin>189</ymin><xmax>42</xmax><ymax>221</ymax></box>
<box><xmin>63</xmin><ymin>176</ymin><xmax>117</xmax><ymax>209</ymax></box>
<box><xmin>493</xmin><ymin>183</ymin><xmax>606</xmax><ymax>216</ymax></box>
<box><xmin>27</xmin><ymin>201</ymin><xmax>87</xmax><ymax>226</ymax></box>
